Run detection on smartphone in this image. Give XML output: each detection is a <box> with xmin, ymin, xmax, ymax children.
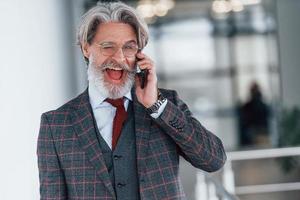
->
<box><xmin>136</xmin><ymin>53</ymin><xmax>148</xmax><ymax>89</ymax></box>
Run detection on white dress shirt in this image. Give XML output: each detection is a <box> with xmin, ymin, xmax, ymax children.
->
<box><xmin>88</xmin><ymin>82</ymin><xmax>167</xmax><ymax>149</ymax></box>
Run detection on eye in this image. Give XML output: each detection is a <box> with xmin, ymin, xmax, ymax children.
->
<box><xmin>124</xmin><ymin>45</ymin><xmax>135</xmax><ymax>50</ymax></box>
<box><xmin>102</xmin><ymin>45</ymin><xmax>114</xmax><ymax>49</ymax></box>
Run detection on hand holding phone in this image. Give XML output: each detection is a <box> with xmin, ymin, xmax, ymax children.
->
<box><xmin>134</xmin><ymin>51</ymin><xmax>158</xmax><ymax>108</ymax></box>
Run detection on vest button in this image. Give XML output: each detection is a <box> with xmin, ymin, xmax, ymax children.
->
<box><xmin>117</xmin><ymin>182</ymin><xmax>126</xmax><ymax>188</ymax></box>
<box><xmin>114</xmin><ymin>155</ymin><xmax>122</xmax><ymax>160</ymax></box>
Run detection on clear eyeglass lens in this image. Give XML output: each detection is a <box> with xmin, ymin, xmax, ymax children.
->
<box><xmin>100</xmin><ymin>43</ymin><xmax>138</xmax><ymax>57</ymax></box>
<box><xmin>123</xmin><ymin>46</ymin><xmax>138</xmax><ymax>57</ymax></box>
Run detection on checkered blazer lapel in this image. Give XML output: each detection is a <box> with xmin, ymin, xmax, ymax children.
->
<box><xmin>132</xmin><ymin>87</ymin><xmax>151</xmax><ymax>180</ymax></box>
<box><xmin>70</xmin><ymin>89</ymin><xmax>116</xmax><ymax>198</ymax></box>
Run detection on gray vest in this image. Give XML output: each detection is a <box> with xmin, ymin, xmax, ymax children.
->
<box><xmin>93</xmin><ymin>102</ymin><xmax>140</xmax><ymax>200</ymax></box>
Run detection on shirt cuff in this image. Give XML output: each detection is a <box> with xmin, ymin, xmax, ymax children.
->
<box><xmin>150</xmin><ymin>99</ymin><xmax>168</xmax><ymax>119</ymax></box>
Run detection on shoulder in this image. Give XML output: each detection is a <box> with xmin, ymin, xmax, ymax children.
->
<box><xmin>41</xmin><ymin>89</ymin><xmax>88</xmax><ymax>119</ymax></box>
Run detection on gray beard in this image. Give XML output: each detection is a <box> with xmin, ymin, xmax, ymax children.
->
<box><xmin>87</xmin><ymin>57</ymin><xmax>135</xmax><ymax>99</ymax></box>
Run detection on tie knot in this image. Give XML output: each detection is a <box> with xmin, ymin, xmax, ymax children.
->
<box><xmin>105</xmin><ymin>98</ymin><xmax>124</xmax><ymax>108</ymax></box>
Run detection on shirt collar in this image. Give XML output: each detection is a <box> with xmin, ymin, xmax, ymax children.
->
<box><xmin>88</xmin><ymin>81</ymin><xmax>132</xmax><ymax>109</ymax></box>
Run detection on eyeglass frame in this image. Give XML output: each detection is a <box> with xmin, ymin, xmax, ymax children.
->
<box><xmin>95</xmin><ymin>41</ymin><xmax>141</xmax><ymax>58</ymax></box>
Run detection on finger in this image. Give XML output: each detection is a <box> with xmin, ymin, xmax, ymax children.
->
<box><xmin>137</xmin><ymin>58</ymin><xmax>154</xmax><ymax>65</ymax></box>
<box><xmin>137</xmin><ymin>64</ymin><xmax>155</xmax><ymax>73</ymax></box>
<box><xmin>136</xmin><ymin>57</ymin><xmax>153</xmax><ymax>66</ymax></box>
<box><xmin>136</xmin><ymin>52</ymin><xmax>152</xmax><ymax>61</ymax></box>
<box><xmin>137</xmin><ymin>59</ymin><xmax>155</xmax><ymax>68</ymax></box>
<box><xmin>137</xmin><ymin>67</ymin><xmax>157</xmax><ymax>84</ymax></box>
<box><xmin>136</xmin><ymin>52</ymin><xmax>146</xmax><ymax>59</ymax></box>
<box><xmin>136</xmin><ymin>63</ymin><xmax>157</xmax><ymax>80</ymax></box>
<box><xmin>138</xmin><ymin>63</ymin><xmax>154</xmax><ymax>70</ymax></box>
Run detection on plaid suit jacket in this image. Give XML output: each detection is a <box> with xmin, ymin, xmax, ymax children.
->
<box><xmin>37</xmin><ymin>88</ymin><xmax>226</xmax><ymax>200</ymax></box>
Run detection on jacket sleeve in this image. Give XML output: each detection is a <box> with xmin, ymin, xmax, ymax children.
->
<box><xmin>153</xmin><ymin>90</ymin><xmax>227</xmax><ymax>172</ymax></box>
<box><xmin>37</xmin><ymin>113</ymin><xmax>67</xmax><ymax>200</ymax></box>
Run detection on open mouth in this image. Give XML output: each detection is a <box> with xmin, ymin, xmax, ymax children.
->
<box><xmin>105</xmin><ymin>68</ymin><xmax>124</xmax><ymax>81</ymax></box>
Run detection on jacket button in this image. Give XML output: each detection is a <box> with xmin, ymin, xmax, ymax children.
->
<box><xmin>114</xmin><ymin>155</ymin><xmax>122</xmax><ymax>160</ymax></box>
<box><xmin>117</xmin><ymin>183</ymin><xmax>126</xmax><ymax>188</ymax></box>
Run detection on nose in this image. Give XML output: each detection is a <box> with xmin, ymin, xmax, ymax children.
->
<box><xmin>112</xmin><ymin>47</ymin><xmax>126</xmax><ymax>62</ymax></box>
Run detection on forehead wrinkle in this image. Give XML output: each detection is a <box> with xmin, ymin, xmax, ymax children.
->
<box><xmin>94</xmin><ymin>22</ymin><xmax>137</xmax><ymax>44</ymax></box>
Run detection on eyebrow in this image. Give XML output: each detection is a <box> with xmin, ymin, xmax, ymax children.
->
<box><xmin>99</xmin><ymin>40</ymin><xmax>137</xmax><ymax>46</ymax></box>
<box><xmin>125</xmin><ymin>40</ymin><xmax>138</xmax><ymax>44</ymax></box>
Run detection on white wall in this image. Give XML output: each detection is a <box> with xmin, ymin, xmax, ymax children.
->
<box><xmin>0</xmin><ymin>0</ymin><xmax>81</xmax><ymax>199</ymax></box>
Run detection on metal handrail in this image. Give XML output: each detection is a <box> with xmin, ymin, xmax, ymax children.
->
<box><xmin>195</xmin><ymin>171</ymin><xmax>240</xmax><ymax>200</ymax></box>
<box><xmin>195</xmin><ymin>146</ymin><xmax>300</xmax><ymax>199</ymax></box>
<box><xmin>226</xmin><ymin>146</ymin><xmax>300</xmax><ymax>161</ymax></box>
<box><xmin>206</xmin><ymin>174</ymin><xmax>240</xmax><ymax>200</ymax></box>
<box><xmin>223</xmin><ymin>146</ymin><xmax>300</xmax><ymax>196</ymax></box>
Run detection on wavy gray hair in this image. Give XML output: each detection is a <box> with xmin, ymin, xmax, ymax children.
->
<box><xmin>77</xmin><ymin>1</ymin><xmax>149</xmax><ymax>63</ymax></box>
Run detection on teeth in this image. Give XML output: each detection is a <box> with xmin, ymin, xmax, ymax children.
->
<box><xmin>106</xmin><ymin>67</ymin><xmax>123</xmax><ymax>71</ymax></box>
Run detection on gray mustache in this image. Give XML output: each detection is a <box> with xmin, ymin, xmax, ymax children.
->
<box><xmin>101</xmin><ymin>60</ymin><xmax>135</xmax><ymax>73</ymax></box>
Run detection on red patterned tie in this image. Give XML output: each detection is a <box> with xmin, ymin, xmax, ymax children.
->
<box><xmin>105</xmin><ymin>98</ymin><xmax>128</xmax><ymax>150</ymax></box>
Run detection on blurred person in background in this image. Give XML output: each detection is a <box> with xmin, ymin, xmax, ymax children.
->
<box><xmin>37</xmin><ymin>1</ymin><xmax>226</xmax><ymax>199</ymax></box>
<box><xmin>238</xmin><ymin>82</ymin><xmax>270</xmax><ymax>147</ymax></box>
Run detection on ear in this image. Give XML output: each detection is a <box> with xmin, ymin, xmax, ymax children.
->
<box><xmin>81</xmin><ymin>43</ymin><xmax>91</xmax><ymax>59</ymax></box>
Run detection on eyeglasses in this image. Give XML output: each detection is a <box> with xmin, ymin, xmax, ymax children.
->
<box><xmin>96</xmin><ymin>41</ymin><xmax>139</xmax><ymax>58</ymax></box>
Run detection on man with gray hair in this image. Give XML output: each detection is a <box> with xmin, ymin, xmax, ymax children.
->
<box><xmin>37</xmin><ymin>1</ymin><xmax>226</xmax><ymax>200</ymax></box>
